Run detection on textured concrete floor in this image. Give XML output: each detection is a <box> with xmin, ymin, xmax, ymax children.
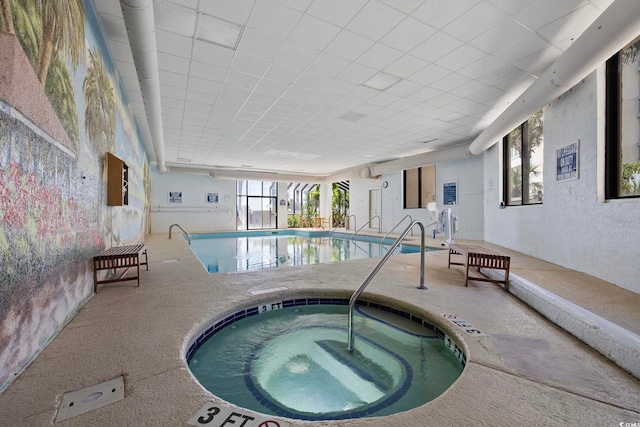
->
<box><xmin>0</xmin><ymin>232</ymin><xmax>639</xmax><ymax>426</ymax></box>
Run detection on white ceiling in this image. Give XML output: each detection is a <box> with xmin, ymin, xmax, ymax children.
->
<box><xmin>95</xmin><ymin>0</ymin><xmax>614</xmax><ymax>178</ymax></box>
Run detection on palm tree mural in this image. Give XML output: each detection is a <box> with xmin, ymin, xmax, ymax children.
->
<box><xmin>0</xmin><ymin>0</ymin><xmax>14</xmax><ymax>33</ymax></box>
<box><xmin>33</xmin><ymin>0</ymin><xmax>86</xmax><ymax>87</ymax></box>
<box><xmin>83</xmin><ymin>48</ymin><xmax>115</xmax><ymax>154</ymax></box>
<box><xmin>4</xmin><ymin>0</ymin><xmax>81</xmax><ymax>149</ymax></box>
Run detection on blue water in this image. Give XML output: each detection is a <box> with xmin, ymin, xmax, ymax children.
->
<box><xmin>188</xmin><ymin>304</ymin><xmax>464</xmax><ymax>420</ymax></box>
<box><xmin>187</xmin><ymin>231</ymin><xmax>420</xmax><ymax>273</ymax></box>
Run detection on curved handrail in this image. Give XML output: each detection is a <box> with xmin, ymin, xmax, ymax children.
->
<box><xmin>350</xmin><ymin>215</ymin><xmax>380</xmax><ymax>240</ymax></box>
<box><xmin>169</xmin><ymin>223</ymin><xmax>192</xmax><ymax>245</ymax></box>
<box><xmin>380</xmin><ymin>215</ymin><xmax>413</xmax><ymax>243</ymax></box>
<box><xmin>347</xmin><ymin>220</ymin><xmax>426</xmax><ymax>351</ymax></box>
<box><xmin>328</xmin><ymin>214</ymin><xmax>356</xmax><ymax>236</ymax></box>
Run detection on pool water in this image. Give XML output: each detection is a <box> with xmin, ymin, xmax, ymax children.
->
<box><xmin>187</xmin><ymin>302</ymin><xmax>464</xmax><ymax>420</ymax></box>
<box><xmin>188</xmin><ymin>231</ymin><xmax>420</xmax><ymax>273</ymax></box>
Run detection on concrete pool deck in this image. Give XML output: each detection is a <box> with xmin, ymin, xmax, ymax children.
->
<box><xmin>1</xmin><ymin>231</ymin><xmax>639</xmax><ymax>426</ymax></box>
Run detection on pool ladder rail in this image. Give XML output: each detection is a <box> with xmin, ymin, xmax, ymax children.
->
<box><xmin>347</xmin><ymin>220</ymin><xmax>427</xmax><ymax>352</ymax></box>
<box><xmin>328</xmin><ymin>214</ymin><xmax>356</xmax><ymax>236</ymax></box>
<box><xmin>350</xmin><ymin>215</ymin><xmax>381</xmax><ymax>240</ymax></box>
<box><xmin>169</xmin><ymin>223</ymin><xmax>192</xmax><ymax>245</ymax></box>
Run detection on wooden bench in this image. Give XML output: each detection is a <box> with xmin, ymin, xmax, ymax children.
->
<box><xmin>448</xmin><ymin>243</ymin><xmax>511</xmax><ymax>290</ymax></box>
<box><xmin>93</xmin><ymin>244</ymin><xmax>148</xmax><ymax>292</ymax></box>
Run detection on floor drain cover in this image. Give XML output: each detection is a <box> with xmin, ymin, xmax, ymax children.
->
<box><xmin>55</xmin><ymin>376</ymin><xmax>124</xmax><ymax>422</ymax></box>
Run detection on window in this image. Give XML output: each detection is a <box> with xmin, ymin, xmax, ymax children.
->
<box><xmin>403</xmin><ymin>165</ymin><xmax>435</xmax><ymax>208</ymax></box>
<box><xmin>502</xmin><ymin>110</ymin><xmax>544</xmax><ymax>205</ymax></box>
<box><xmin>237</xmin><ymin>180</ymin><xmax>277</xmax><ymax>230</ymax></box>
<box><xmin>606</xmin><ymin>37</ymin><xmax>640</xmax><ymax>199</ymax></box>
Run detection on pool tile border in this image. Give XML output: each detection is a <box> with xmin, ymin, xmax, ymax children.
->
<box><xmin>186</xmin><ymin>297</ymin><xmax>467</xmax><ymax>369</ymax></box>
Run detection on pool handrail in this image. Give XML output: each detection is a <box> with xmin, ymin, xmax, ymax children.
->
<box><xmin>347</xmin><ymin>220</ymin><xmax>426</xmax><ymax>351</ymax></box>
<box><xmin>169</xmin><ymin>223</ymin><xmax>192</xmax><ymax>245</ymax></box>
<box><xmin>350</xmin><ymin>215</ymin><xmax>380</xmax><ymax>240</ymax></box>
<box><xmin>328</xmin><ymin>214</ymin><xmax>356</xmax><ymax>236</ymax></box>
<box><xmin>380</xmin><ymin>215</ymin><xmax>413</xmax><ymax>243</ymax></box>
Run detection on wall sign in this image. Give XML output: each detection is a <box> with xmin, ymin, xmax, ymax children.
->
<box><xmin>443</xmin><ymin>182</ymin><xmax>457</xmax><ymax>206</ymax></box>
<box><xmin>206</xmin><ymin>192</ymin><xmax>219</xmax><ymax>204</ymax></box>
<box><xmin>556</xmin><ymin>140</ymin><xmax>579</xmax><ymax>181</ymax></box>
<box><xmin>168</xmin><ymin>191</ymin><xmax>182</xmax><ymax>204</ymax></box>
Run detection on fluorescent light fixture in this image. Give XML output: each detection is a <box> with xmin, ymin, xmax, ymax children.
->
<box><xmin>196</xmin><ymin>13</ymin><xmax>243</xmax><ymax>50</ymax></box>
<box><xmin>363</xmin><ymin>72</ymin><xmax>402</xmax><ymax>91</ymax></box>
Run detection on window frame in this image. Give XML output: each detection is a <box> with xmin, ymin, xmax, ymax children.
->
<box><xmin>605</xmin><ymin>38</ymin><xmax>640</xmax><ymax>200</ymax></box>
<box><xmin>502</xmin><ymin>110</ymin><xmax>544</xmax><ymax>206</ymax></box>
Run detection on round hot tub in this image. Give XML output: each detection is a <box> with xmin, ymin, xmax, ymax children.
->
<box><xmin>186</xmin><ymin>295</ymin><xmax>466</xmax><ymax>421</ymax></box>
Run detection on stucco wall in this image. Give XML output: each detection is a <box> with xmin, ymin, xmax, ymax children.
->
<box><xmin>484</xmin><ymin>69</ymin><xmax>640</xmax><ymax>293</ymax></box>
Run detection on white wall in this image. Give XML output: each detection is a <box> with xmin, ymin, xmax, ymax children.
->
<box><xmin>484</xmin><ymin>68</ymin><xmax>640</xmax><ymax>293</ymax></box>
<box><xmin>150</xmin><ymin>169</ymin><xmax>237</xmax><ymax>233</ymax></box>
<box><xmin>348</xmin><ymin>154</ymin><xmax>484</xmax><ymax>241</ymax></box>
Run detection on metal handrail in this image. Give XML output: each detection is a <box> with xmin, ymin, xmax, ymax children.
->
<box><xmin>329</xmin><ymin>214</ymin><xmax>356</xmax><ymax>236</ymax></box>
<box><xmin>347</xmin><ymin>220</ymin><xmax>426</xmax><ymax>351</ymax></box>
<box><xmin>350</xmin><ymin>215</ymin><xmax>380</xmax><ymax>240</ymax></box>
<box><xmin>169</xmin><ymin>223</ymin><xmax>192</xmax><ymax>245</ymax></box>
<box><xmin>381</xmin><ymin>215</ymin><xmax>413</xmax><ymax>243</ymax></box>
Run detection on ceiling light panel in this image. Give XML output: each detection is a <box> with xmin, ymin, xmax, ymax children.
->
<box><xmin>196</xmin><ymin>13</ymin><xmax>244</xmax><ymax>49</ymax></box>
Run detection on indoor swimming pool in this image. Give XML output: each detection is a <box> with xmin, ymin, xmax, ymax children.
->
<box><xmin>186</xmin><ymin>298</ymin><xmax>465</xmax><ymax>420</ymax></box>
<box><xmin>187</xmin><ymin>231</ymin><xmax>421</xmax><ymax>273</ymax></box>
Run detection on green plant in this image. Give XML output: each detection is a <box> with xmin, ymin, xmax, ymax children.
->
<box><xmin>621</xmin><ymin>162</ymin><xmax>640</xmax><ymax>195</ymax></box>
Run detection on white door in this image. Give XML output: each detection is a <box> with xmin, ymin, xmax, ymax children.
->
<box><xmin>369</xmin><ymin>188</ymin><xmax>380</xmax><ymax>231</ymax></box>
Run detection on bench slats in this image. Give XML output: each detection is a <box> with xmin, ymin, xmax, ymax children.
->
<box><xmin>448</xmin><ymin>244</ymin><xmax>510</xmax><ymax>289</ymax></box>
<box><xmin>93</xmin><ymin>244</ymin><xmax>148</xmax><ymax>292</ymax></box>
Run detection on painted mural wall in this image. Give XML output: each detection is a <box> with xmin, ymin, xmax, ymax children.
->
<box><xmin>0</xmin><ymin>0</ymin><xmax>150</xmax><ymax>390</ymax></box>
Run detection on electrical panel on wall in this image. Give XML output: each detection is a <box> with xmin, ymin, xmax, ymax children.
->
<box><xmin>106</xmin><ymin>152</ymin><xmax>128</xmax><ymax>206</ymax></box>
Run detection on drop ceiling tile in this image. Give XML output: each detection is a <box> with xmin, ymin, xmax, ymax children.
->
<box><xmin>408</xmin><ymin>63</ymin><xmax>450</xmax><ymax>86</ymax></box>
<box><xmin>289</xmin><ymin>15</ymin><xmax>342</xmax><ymax>51</ymax></box>
<box><xmin>306</xmin><ymin>0</ymin><xmax>367</xmax><ymax>26</ymax></box>
<box><xmin>412</xmin><ymin>0</ymin><xmax>480</xmax><ymax>29</ymax></box>
<box><xmin>337</xmin><ymin>63</ymin><xmax>377</xmax><ymax>85</ymax></box>
<box><xmin>185</xmin><ymin>101</ymin><xmax>213</xmax><ymax>114</ymax></box>
<box><xmin>99</xmin><ymin>13</ymin><xmax>129</xmax><ymax>43</ymax></box>
<box><xmin>294</xmin><ymin>71</ymin><xmax>332</xmax><ymax>90</ymax></box>
<box><xmin>458</xmin><ymin>55</ymin><xmax>508</xmax><ymax>80</ymax></box>
<box><xmin>443</xmin><ymin>2</ymin><xmax>507</xmax><ymax>43</ymax></box>
<box><xmin>383</xmin><ymin>54</ymin><xmax>429</xmax><ymax>78</ymax></box>
<box><xmin>188</xmin><ymin>77</ymin><xmax>222</xmax><ymax>94</ymax></box>
<box><xmin>437</xmin><ymin>44</ymin><xmax>486</xmax><ymax>71</ymax></box>
<box><xmin>477</xmin><ymin>63</ymin><xmax>524</xmax><ymax>86</ymax></box>
<box><xmin>236</xmin><ymin>27</ymin><xmax>285</xmax><ymax>60</ymax></box>
<box><xmin>274</xmin><ymin>0</ymin><xmax>313</xmax><ymax>12</ymax></box>
<box><xmin>448</xmin><ymin>79</ymin><xmax>490</xmax><ymax>98</ymax></box>
<box><xmin>230</xmin><ymin>52</ymin><xmax>272</xmax><ymax>76</ymax></box>
<box><xmin>191</xmin><ymin>39</ymin><xmax>234</xmax><ymax>67</ymax></box>
<box><xmin>356</xmin><ymin>43</ymin><xmax>403</xmax><ymax>69</ymax></box>
<box><xmin>307</xmin><ymin>53</ymin><xmax>350</xmax><ymax>78</ymax></box>
<box><xmin>246</xmin><ymin>0</ymin><xmax>302</xmax><ymax>38</ymax></box>
<box><xmin>537</xmin><ymin>5</ymin><xmax>600</xmax><ymax>45</ymax></box>
<box><xmin>155</xmin><ymin>29</ymin><xmax>193</xmax><ymax>58</ymax></box>
<box><xmin>514</xmin><ymin>0</ymin><xmax>586</xmax><ymax>31</ymax></box>
<box><xmin>469</xmin><ymin>17</ymin><xmax>530</xmax><ymax>53</ymax></box>
<box><xmin>275</xmin><ymin>42</ymin><xmax>320</xmax><ymax>68</ymax></box>
<box><xmin>198</xmin><ymin>0</ymin><xmax>255</xmax><ymax>25</ymax></box>
<box><xmin>380</xmin><ymin>17</ymin><xmax>437</xmax><ymax>52</ymax></box>
<box><xmin>487</xmin><ymin>0</ymin><xmax>538</xmax><ymax>15</ymax></box>
<box><xmin>325</xmin><ymin>30</ymin><xmax>375</xmax><ymax>61</ymax></box>
<box><xmin>347</xmin><ymin>0</ymin><xmax>407</xmax><ymax>40</ymax></box>
<box><xmin>430</xmin><ymin>72</ymin><xmax>472</xmax><ymax>92</ymax></box>
<box><xmin>493</xmin><ymin>33</ymin><xmax>550</xmax><ymax>63</ymax></box>
<box><xmin>385</xmin><ymin>79</ymin><xmax>424</xmax><ymax>97</ymax></box>
<box><xmin>513</xmin><ymin>45</ymin><xmax>562</xmax><ymax>74</ymax></box>
<box><xmin>158</xmin><ymin>52</ymin><xmax>190</xmax><ymax>74</ymax></box>
<box><xmin>160</xmin><ymin>69</ymin><xmax>189</xmax><ymax>88</ymax></box>
<box><xmin>264</xmin><ymin>62</ymin><xmax>304</xmax><ymax>83</ymax></box>
<box><xmin>406</xmin><ymin>85</ymin><xmax>443</xmax><ymax>102</ymax></box>
<box><xmin>154</xmin><ymin>0</ymin><xmax>196</xmax><ymax>37</ymax></box>
<box><xmin>254</xmin><ymin>78</ymin><xmax>289</xmax><ymax>96</ymax></box>
<box><xmin>411</xmin><ymin>31</ymin><xmax>463</xmax><ymax>62</ymax></box>
<box><xmin>108</xmin><ymin>40</ymin><xmax>134</xmax><ymax>63</ymax></box>
<box><xmin>247</xmin><ymin>91</ymin><xmax>280</xmax><ymax>106</ymax></box>
<box><xmin>379</xmin><ymin>0</ymin><xmax>426</xmax><ymax>14</ymax></box>
<box><xmin>224</xmin><ymin>71</ymin><xmax>260</xmax><ymax>89</ymax></box>
<box><xmin>160</xmin><ymin>84</ymin><xmax>187</xmax><ymax>100</ymax></box>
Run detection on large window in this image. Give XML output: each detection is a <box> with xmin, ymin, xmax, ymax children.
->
<box><xmin>502</xmin><ymin>110</ymin><xmax>544</xmax><ymax>206</ymax></box>
<box><xmin>606</xmin><ymin>37</ymin><xmax>640</xmax><ymax>199</ymax></box>
<box><xmin>237</xmin><ymin>180</ymin><xmax>277</xmax><ymax>230</ymax></box>
<box><xmin>403</xmin><ymin>165</ymin><xmax>435</xmax><ymax>208</ymax></box>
